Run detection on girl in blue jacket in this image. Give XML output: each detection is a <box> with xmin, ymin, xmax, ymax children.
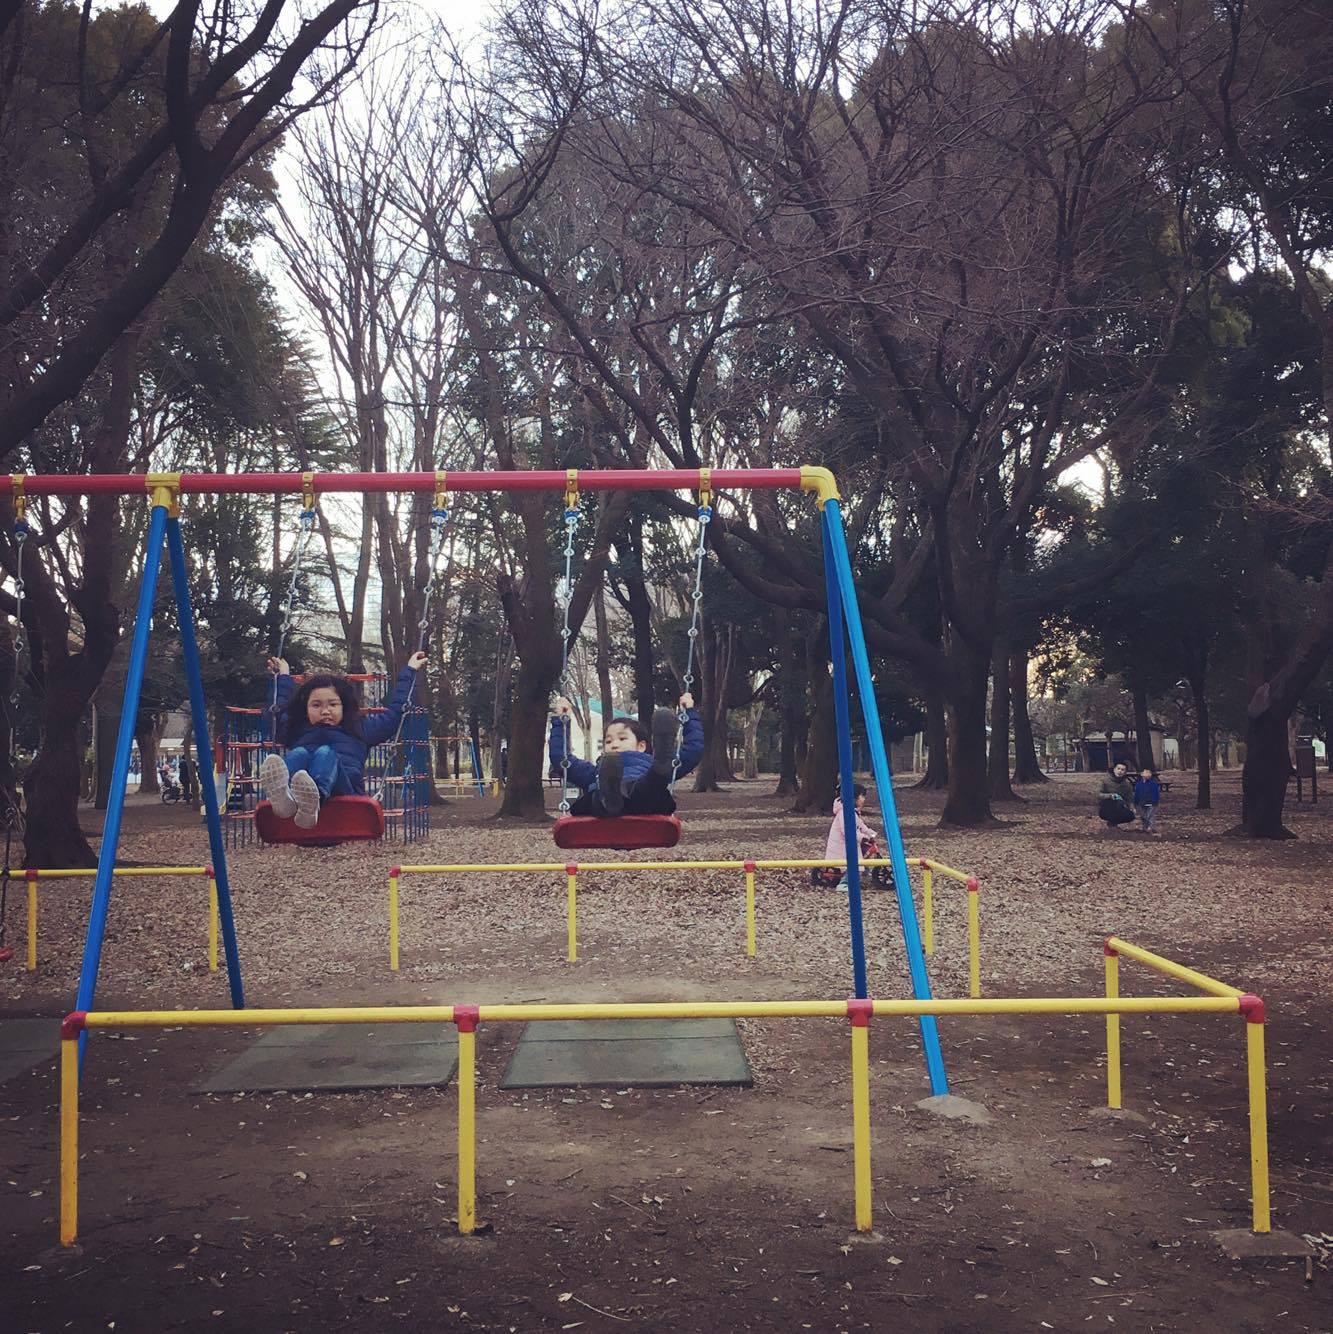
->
<box><xmin>550</xmin><ymin>693</ymin><xmax>703</xmax><ymax>817</ymax></box>
<box><xmin>261</xmin><ymin>652</ymin><xmax>426</xmax><ymax>828</ymax></box>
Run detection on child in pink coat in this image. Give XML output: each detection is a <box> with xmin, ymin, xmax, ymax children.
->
<box><xmin>815</xmin><ymin>784</ymin><xmax>892</xmax><ymax>889</ymax></box>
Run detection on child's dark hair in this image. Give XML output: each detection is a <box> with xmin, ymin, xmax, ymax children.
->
<box><xmin>284</xmin><ymin>674</ymin><xmax>363</xmax><ymax>746</ymax></box>
<box><xmin>606</xmin><ymin>715</ymin><xmax>650</xmax><ymax>745</ymax></box>
<box><xmin>838</xmin><ymin>782</ymin><xmax>868</xmax><ymax>800</ymax></box>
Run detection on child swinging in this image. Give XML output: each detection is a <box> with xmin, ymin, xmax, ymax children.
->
<box><xmin>549</xmin><ymin>693</ymin><xmax>704</xmax><ymax>817</ymax></box>
<box><xmin>260</xmin><ymin>651</ymin><xmax>426</xmax><ymax>829</ymax></box>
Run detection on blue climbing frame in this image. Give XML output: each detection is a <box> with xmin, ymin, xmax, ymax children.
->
<box><xmin>42</xmin><ymin>466</ymin><xmax>943</xmax><ymax>1093</ymax></box>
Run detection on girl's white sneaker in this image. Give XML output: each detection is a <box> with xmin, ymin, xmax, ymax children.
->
<box><xmin>291</xmin><ymin>770</ymin><xmax>321</xmax><ymax>829</ymax></box>
<box><xmin>261</xmin><ymin>755</ymin><xmax>297</xmax><ymax>819</ymax></box>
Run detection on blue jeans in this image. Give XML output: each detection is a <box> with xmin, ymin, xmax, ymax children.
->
<box><xmin>284</xmin><ymin>745</ymin><xmax>355</xmax><ymax>799</ymax></box>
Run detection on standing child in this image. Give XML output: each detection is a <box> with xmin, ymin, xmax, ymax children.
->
<box><xmin>550</xmin><ymin>694</ymin><xmax>703</xmax><ymax>816</ymax></box>
<box><xmin>261</xmin><ymin>652</ymin><xmax>426</xmax><ymax>828</ymax></box>
<box><xmin>815</xmin><ymin>784</ymin><xmax>892</xmax><ymax>890</ymax></box>
<box><xmin>1133</xmin><ymin>767</ymin><xmax>1162</xmax><ymax>834</ymax></box>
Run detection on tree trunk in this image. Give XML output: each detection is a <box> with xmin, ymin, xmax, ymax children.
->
<box><xmin>791</xmin><ymin>673</ymin><xmax>837</xmax><ymax>813</ymax></box>
<box><xmin>1237</xmin><ymin>707</ymin><xmax>1295</xmax><ymax>838</ymax></box>
<box><xmin>1010</xmin><ymin>651</ymin><xmax>1048</xmax><ymax>783</ymax></box>
<box><xmin>987</xmin><ymin>643</ymin><xmax>1021</xmax><ymax>802</ymax></box>
<box><xmin>692</xmin><ymin>624</ymin><xmax>733</xmax><ymax>793</ymax></box>
<box><xmin>773</xmin><ymin>615</ymin><xmax>804</xmax><ymax>795</ymax></box>
<box><xmin>94</xmin><ymin>703</ymin><xmax>118</xmax><ymax>811</ymax></box>
<box><xmin>941</xmin><ymin>648</ymin><xmax>995</xmax><ymax>827</ymax></box>
<box><xmin>1132</xmin><ymin>686</ymin><xmax>1154</xmax><ymax>771</ymax></box>
<box><xmin>497</xmin><ymin>649</ymin><xmax>557</xmax><ymax>818</ymax></box>
<box><xmin>135</xmin><ymin>714</ymin><xmax>160</xmax><ymax>794</ymax></box>
<box><xmin>1192</xmin><ymin>682</ymin><xmax>1211</xmax><ymax>810</ymax></box>
<box><xmin>24</xmin><ymin>679</ymin><xmax>98</xmax><ymax>867</ymax></box>
<box><xmin>915</xmin><ymin>682</ymin><xmax>949</xmax><ymax>790</ymax></box>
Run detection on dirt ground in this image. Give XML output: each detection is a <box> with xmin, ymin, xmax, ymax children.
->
<box><xmin>2</xmin><ymin>771</ymin><xmax>1330</xmax><ymax>1332</ymax></box>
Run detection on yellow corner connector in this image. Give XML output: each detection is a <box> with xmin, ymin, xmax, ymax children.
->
<box><xmin>144</xmin><ymin>472</ymin><xmax>182</xmax><ymax>516</ymax></box>
<box><xmin>800</xmin><ymin>466</ymin><xmax>841</xmax><ymax>508</ymax></box>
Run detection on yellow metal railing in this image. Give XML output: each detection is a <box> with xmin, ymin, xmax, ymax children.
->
<box><xmin>57</xmin><ymin>970</ymin><xmax>1268</xmax><ymax>1247</ymax></box>
<box><xmin>19</xmin><ymin>866</ymin><xmax>218</xmax><ymax>973</ymax></box>
<box><xmin>1102</xmin><ymin>936</ymin><xmax>1268</xmax><ymax>1232</ymax></box>
<box><xmin>389</xmin><ymin>856</ymin><xmax>982</xmax><ymax>993</ymax></box>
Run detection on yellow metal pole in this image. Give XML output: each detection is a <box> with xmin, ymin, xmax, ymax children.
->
<box><xmin>1241</xmin><ymin>996</ymin><xmax>1271</xmax><ymax>1233</ymax></box>
<box><xmin>59</xmin><ymin>1034</ymin><xmax>79</xmax><ymax>1245</ymax></box>
<box><xmin>566</xmin><ymin>865</ymin><xmax>578</xmax><ymax>963</ymax></box>
<box><xmin>207</xmin><ymin>872</ymin><xmax>218</xmax><ymax>972</ymax></box>
<box><xmin>922</xmin><ymin>866</ymin><xmax>934</xmax><ymax>955</ymax></box>
<box><xmin>27</xmin><ymin>876</ymin><xmax>38</xmax><ymax>971</ymax></box>
<box><xmin>389</xmin><ymin>870</ymin><xmax>400</xmax><ymax>972</ymax></box>
<box><xmin>848</xmin><ymin>1000</ymin><xmax>873</xmax><ymax>1231</ymax></box>
<box><xmin>455</xmin><ymin>1007</ymin><xmax>478</xmax><ymax>1234</ymax></box>
<box><xmin>744</xmin><ymin>861</ymin><xmax>757</xmax><ymax>958</ymax></box>
<box><xmin>1104</xmin><ymin>945</ymin><xmax>1121</xmax><ymax>1109</ymax></box>
<box><xmin>966</xmin><ymin>877</ymin><xmax>981</xmax><ymax>999</ymax></box>
<box><xmin>1103</xmin><ymin>936</ymin><xmax>1243</xmax><ymax>998</ymax></box>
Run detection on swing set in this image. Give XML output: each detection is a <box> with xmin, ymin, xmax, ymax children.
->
<box><xmin>10</xmin><ymin>467</ymin><xmax>947</xmax><ymax>1096</ymax></box>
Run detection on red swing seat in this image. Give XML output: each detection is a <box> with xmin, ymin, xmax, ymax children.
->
<box><xmin>553</xmin><ymin>814</ymin><xmax>682</xmax><ymax>851</ymax></box>
<box><xmin>255</xmin><ymin>796</ymin><xmax>385</xmax><ymax>848</ymax></box>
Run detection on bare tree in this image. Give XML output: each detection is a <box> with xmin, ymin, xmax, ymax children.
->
<box><xmin>0</xmin><ymin>0</ymin><xmax>380</xmax><ymax>459</ymax></box>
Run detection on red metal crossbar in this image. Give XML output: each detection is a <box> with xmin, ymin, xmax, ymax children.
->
<box><xmin>17</xmin><ymin>468</ymin><xmax>806</xmax><ymax>497</ymax></box>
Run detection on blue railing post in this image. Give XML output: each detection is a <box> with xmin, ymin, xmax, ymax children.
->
<box><xmin>74</xmin><ymin>501</ymin><xmax>170</xmax><ymax>1061</ymax></box>
<box><xmin>822</xmin><ymin>520</ymin><xmax>870</xmax><ymax>1000</ymax></box>
<box><xmin>822</xmin><ymin>500</ymin><xmax>948</xmax><ymax>1096</ymax></box>
<box><xmin>166</xmin><ymin>516</ymin><xmax>244</xmax><ymax>1007</ymax></box>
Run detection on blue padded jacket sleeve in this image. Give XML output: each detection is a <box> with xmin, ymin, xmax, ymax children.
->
<box><xmin>548</xmin><ymin>715</ymin><xmax>597</xmax><ymax>789</ymax></box>
<box><xmin>673</xmin><ymin>708</ymin><xmax>704</xmax><ymax>777</ymax></box>
<box><xmin>362</xmin><ymin>666</ymin><xmax>419</xmax><ymax>746</ymax></box>
<box><xmin>268</xmin><ymin>673</ymin><xmax>295</xmax><ymax>744</ymax></box>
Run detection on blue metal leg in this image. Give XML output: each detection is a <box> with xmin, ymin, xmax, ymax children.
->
<box><xmin>822</xmin><ymin>521</ymin><xmax>870</xmax><ymax>1000</ymax></box>
<box><xmin>74</xmin><ymin>503</ymin><xmax>170</xmax><ymax>1061</ymax></box>
<box><xmin>166</xmin><ymin>517</ymin><xmax>245</xmax><ymax>1008</ymax></box>
<box><xmin>823</xmin><ymin>501</ymin><xmax>949</xmax><ymax>1096</ymax></box>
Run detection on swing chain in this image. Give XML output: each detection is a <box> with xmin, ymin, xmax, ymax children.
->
<box><xmin>268</xmin><ymin>501</ymin><xmax>318</xmax><ymax>730</ymax></box>
<box><xmin>557</xmin><ymin>498</ymin><xmax>580</xmax><ymax>814</ymax></box>
<box><xmin>671</xmin><ymin>500</ymin><xmax>711</xmax><ymax>792</ymax></box>
<box><xmin>10</xmin><ymin>515</ymin><xmax>27</xmax><ymax>706</ymax></box>
<box><xmin>374</xmin><ymin>496</ymin><xmax>453</xmax><ymax>805</ymax></box>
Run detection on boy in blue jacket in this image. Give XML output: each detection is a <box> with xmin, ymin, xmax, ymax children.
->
<box><xmin>550</xmin><ymin>693</ymin><xmax>703</xmax><ymax>817</ymax></box>
<box><xmin>1133</xmin><ymin>767</ymin><xmax>1162</xmax><ymax>834</ymax></box>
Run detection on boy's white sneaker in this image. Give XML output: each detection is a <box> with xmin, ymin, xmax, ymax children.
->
<box><xmin>291</xmin><ymin>771</ymin><xmax>322</xmax><ymax>829</ymax></box>
<box><xmin>261</xmin><ymin>755</ymin><xmax>297</xmax><ymax>819</ymax></box>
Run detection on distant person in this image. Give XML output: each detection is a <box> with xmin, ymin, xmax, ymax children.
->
<box><xmin>499</xmin><ymin>743</ymin><xmax>508</xmax><ymax>784</ymax></box>
<box><xmin>816</xmin><ymin>783</ymin><xmax>892</xmax><ymax>890</ymax></box>
<box><xmin>1097</xmin><ymin>762</ymin><xmax>1136</xmax><ymax>831</ymax></box>
<box><xmin>178</xmin><ymin>755</ymin><xmax>196</xmax><ymax>803</ymax></box>
<box><xmin>1133</xmin><ymin>767</ymin><xmax>1162</xmax><ymax>834</ymax></box>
